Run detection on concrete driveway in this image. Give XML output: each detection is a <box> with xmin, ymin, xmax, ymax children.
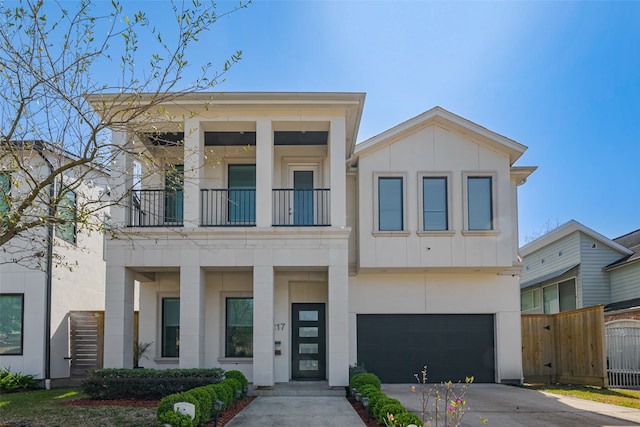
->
<box><xmin>382</xmin><ymin>383</ymin><xmax>640</xmax><ymax>427</ymax></box>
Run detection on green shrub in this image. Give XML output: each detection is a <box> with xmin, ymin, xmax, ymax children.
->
<box><xmin>188</xmin><ymin>387</ymin><xmax>213</xmax><ymax>425</ymax></box>
<box><xmin>350</xmin><ymin>372</ymin><xmax>381</xmax><ymax>391</ymax></box>
<box><xmin>84</xmin><ymin>368</ymin><xmax>223</xmax><ymax>400</ymax></box>
<box><xmin>349</xmin><ymin>363</ymin><xmax>367</xmax><ymax>379</ymax></box>
<box><xmin>224</xmin><ymin>370</ymin><xmax>248</xmax><ymax>390</ymax></box>
<box><xmin>211</xmin><ymin>382</ymin><xmax>233</xmax><ymax>408</ymax></box>
<box><xmin>0</xmin><ymin>368</ymin><xmax>37</xmax><ymax>392</ymax></box>
<box><xmin>372</xmin><ymin>396</ymin><xmax>401</xmax><ymax>420</ymax></box>
<box><xmin>221</xmin><ymin>377</ymin><xmax>242</xmax><ymax>398</ymax></box>
<box><xmin>378</xmin><ymin>402</ymin><xmax>407</xmax><ymax>423</ymax></box>
<box><xmin>357</xmin><ymin>383</ymin><xmax>380</xmax><ymax>397</ymax></box>
<box><xmin>157</xmin><ymin>410</ymin><xmax>194</xmax><ymax>427</ymax></box>
<box><xmin>157</xmin><ymin>393</ymin><xmax>193</xmax><ymax>426</ymax></box>
<box><xmin>203</xmin><ymin>384</ymin><xmax>220</xmax><ymax>418</ymax></box>
<box><xmin>393</xmin><ymin>411</ymin><xmax>423</xmax><ymax>427</ymax></box>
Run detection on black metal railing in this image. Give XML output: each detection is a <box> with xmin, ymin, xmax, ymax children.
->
<box><xmin>201</xmin><ymin>189</ymin><xmax>256</xmax><ymax>226</ymax></box>
<box><xmin>272</xmin><ymin>189</ymin><xmax>330</xmax><ymax>226</ymax></box>
<box><xmin>128</xmin><ymin>189</ymin><xmax>184</xmax><ymax>227</ymax></box>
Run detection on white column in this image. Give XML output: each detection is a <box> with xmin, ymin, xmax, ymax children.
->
<box><xmin>255</xmin><ymin>119</ymin><xmax>273</xmax><ymax>228</ymax></box>
<box><xmin>252</xmin><ymin>265</ymin><xmax>274</xmax><ymax>386</ymax></box>
<box><xmin>183</xmin><ymin>119</ymin><xmax>204</xmax><ymax>228</ymax></box>
<box><xmin>110</xmin><ymin>130</ymin><xmax>133</xmax><ymax>227</ymax></box>
<box><xmin>104</xmin><ymin>266</ymin><xmax>135</xmax><ymax>368</ymax></box>
<box><xmin>329</xmin><ymin>117</ymin><xmax>347</xmax><ymax>228</ymax></box>
<box><xmin>179</xmin><ymin>263</ymin><xmax>206</xmax><ymax>368</ymax></box>
<box><xmin>328</xmin><ymin>254</ymin><xmax>349</xmax><ymax>387</ymax></box>
<box><xmin>495</xmin><ymin>310</ymin><xmax>524</xmax><ymax>383</ymax></box>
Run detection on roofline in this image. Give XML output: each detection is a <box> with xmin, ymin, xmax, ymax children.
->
<box><xmin>520</xmin><ymin>219</ymin><xmax>634</xmax><ymax>256</ymax></box>
<box><xmin>353</xmin><ymin>106</ymin><xmax>528</xmax><ymax>165</ymax></box>
<box><xmin>511</xmin><ymin>166</ymin><xmax>538</xmax><ymax>186</ymax></box>
<box><xmin>603</xmin><ymin>256</ymin><xmax>640</xmax><ymax>272</ymax></box>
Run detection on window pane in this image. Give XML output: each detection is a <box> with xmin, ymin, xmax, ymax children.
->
<box><xmin>559</xmin><ymin>279</ymin><xmax>576</xmax><ymax>311</ymax></box>
<box><xmin>521</xmin><ymin>291</ymin><xmax>533</xmax><ymax>311</ymax></box>
<box><xmin>543</xmin><ymin>285</ymin><xmax>559</xmax><ymax>314</ymax></box>
<box><xmin>0</xmin><ymin>294</ymin><xmax>24</xmax><ymax>355</ymax></box>
<box><xmin>226</xmin><ymin>298</ymin><xmax>253</xmax><ymax>357</ymax></box>
<box><xmin>299</xmin><ymin>311</ymin><xmax>318</xmax><ymax>321</ymax></box>
<box><xmin>468</xmin><ymin>177</ymin><xmax>492</xmax><ymax>230</ymax></box>
<box><xmin>299</xmin><ymin>343</ymin><xmax>318</xmax><ymax>354</ymax></box>
<box><xmin>423</xmin><ymin>177</ymin><xmax>447</xmax><ymax>230</ymax></box>
<box><xmin>299</xmin><ymin>360</ymin><xmax>319</xmax><ymax>371</ymax></box>
<box><xmin>162</xmin><ymin>298</ymin><xmax>180</xmax><ymax>357</ymax></box>
<box><xmin>0</xmin><ymin>172</ymin><xmax>10</xmax><ymax>218</ymax></box>
<box><xmin>165</xmin><ymin>165</ymin><xmax>184</xmax><ymax>223</ymax></box>
<box><xmin>379</xmin><ymin>177</ymin><xmax>403</xmax><ymax>231</ymax></box>
<box><xmin>299</xmin><ymin>327</ymin><xmax>318</xmax><ymax>337</ymax></box>
<box><xmin>229</xmin><ymin>165</ymin><xmax>256</xmax><ymax>223</ymax></box>
<box><xmin>56</xmin><ymin>188</ymin><xmax>76</xmax><ymax>243</ymax></box>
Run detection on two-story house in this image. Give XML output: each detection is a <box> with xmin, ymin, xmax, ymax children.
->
<box><xmin>90</xmin><ymin>92</ymin><xmax>535</xmax><ymax>387</ymax></box>
<box><xmin>520</xmin><ymin>220</ymin><xmax>640</xmax><ymax>315</ymax></box>
<box><xmin>0</xmin><ymin>141</ymin><xmax>108</xmax><ymax>386</ymax></box>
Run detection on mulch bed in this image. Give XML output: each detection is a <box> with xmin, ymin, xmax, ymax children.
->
<box><xmin>62</xmin><ymin>396</ymin><xmax>256</xmax><ymax>427</ymax></box>
<box><xmin>348</xmin><ymin>396</ymin><xmax>384</xmax><ymax>427</ymax></box>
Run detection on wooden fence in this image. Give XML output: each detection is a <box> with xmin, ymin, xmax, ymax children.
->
<box><xmin>522</xmin><ymin>305</ymin><xmax>608</xmax><ymax>387</ymax></box>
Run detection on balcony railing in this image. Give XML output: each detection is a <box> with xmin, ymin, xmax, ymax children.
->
<box><xmin>272</xmin><ymin>189</ymin><xmax>330</xmax><ymax>226</ymax></box>
<box><xmin>201</xmin><ymin>189</ymin><xmax>256</xmax><ymax>226</ymax></box>
<box><xmin>128</xmin><ymin>189</ymin><xmax>183</xmax><ymax>227</ymax></box>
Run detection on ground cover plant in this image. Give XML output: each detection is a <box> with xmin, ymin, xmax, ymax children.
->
<box><xmin>526</xmin><ymin>384</ymin><xmax>640</xmax><ymax>410</ymax></box>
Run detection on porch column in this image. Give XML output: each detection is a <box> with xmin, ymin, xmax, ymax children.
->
<box><xmin>104</xmin><ymin>266</ymin><xmax>135</xmax><ymax>368</ymax></box>
<box><xmin>183</xmin><ymin>119</ymin><xmax>204</xmax><ymax>227</ymax></box>
<box><xmin>110</xmin><ymin>130</ymin><xmax>133</xmax><ymax>227</ymax></box>
<box><xmin>328</xmin><ymin>254</ymin><xmax>349</xmax><ymax>387</ymax></box>
<box><xmin>255</xmin><ymin>119</ymin><xmax>273</xmax><ymax>228</ymax></box>
<box><xmin>329</xmin><ymin>117</ymin><xmax>347</xmax><ymax>227</ymax></box>
<box><xmin>253</xmin><ymin>264</ymin><xmax>275</xmax><ymax>386</ymax></box>
<box><xmin>179</xmin><ymin>263</ymin><xmax>206</xmax><ymax>368</ymax></box>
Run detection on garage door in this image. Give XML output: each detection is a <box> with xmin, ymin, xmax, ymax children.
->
<box><xmin>357</xmin><ymin>314</ymin><xmax>495</xmax><ymax>383</ymax></box>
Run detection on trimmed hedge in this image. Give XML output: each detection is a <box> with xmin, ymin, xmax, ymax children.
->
<box><xmin>84</xmin><ymin>368</ymin><xmax>224</xmax><ymax>400</ymax></box>
<box><xmin>224</xmin><ymin>370</ymin><xmax>248</xmax><ymax>395</ymax></box>
<box><xmin>350</xmin><ymin>372</ymin><xmax>381</xmax><ymax>391</ymax></box>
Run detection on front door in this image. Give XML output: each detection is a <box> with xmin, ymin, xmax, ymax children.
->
<box><xmin>291</xmin><ymin>303</ymin><xmax>326</xmax><ymax>380</ymax></box>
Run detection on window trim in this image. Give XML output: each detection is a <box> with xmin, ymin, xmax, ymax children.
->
<box><xmin>462</xmin><ymin>172</ymin><xmax>499</xmax><ymax>235</ymax></box>
<box><xmin>372</xmin><ymin>172</ymin><xmax>409</xmax><ymax>236</ymax></box>
<box><xmin>220</xmin><ymin>293</ymin><xmax>254</xmax><ymax>361</ymax></box>
<box><xmin>417</xmin><ymin>172</ymin><xmax>454</xmax><ymax>236</ymax></box>
<box><xmin>55</xmin><ymin>186</ymin><xmax>77</xmax><ymax>244</ymax></box>
<box><xmin>0</xmin><ymin>293</ymin><xmax>24</xmax><ymax>356</ymax></box>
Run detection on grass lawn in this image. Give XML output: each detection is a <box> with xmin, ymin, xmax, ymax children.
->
<box><xmin>0</xmin><ymin>387</ymin><xmax>157</xmax><ymax>427</ymax></box>
<box><xmin>527</xmin><ymin>384</ymin><xmax>640</xmax><ymax>410</ymax></box>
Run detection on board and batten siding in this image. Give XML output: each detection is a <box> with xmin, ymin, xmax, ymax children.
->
<box><xmin>521</xmin><ymin>232</ymin><xmax>581</xmax><ymax>285</ymax></box>
<box><xmin>610</xmin><ymin>263</ymin><xmax>640</xmax><ymax>302</ymax></box>
<box><xmin>579</xmin><ymin>234</ymin><xmax>626</xmax><ymax>307</ymax></box>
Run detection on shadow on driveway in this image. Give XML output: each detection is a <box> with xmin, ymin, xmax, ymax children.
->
<box><xmin>382</xmin><ymin>383</ymin><xmax>640</xmax><ymax>427</ymax></box>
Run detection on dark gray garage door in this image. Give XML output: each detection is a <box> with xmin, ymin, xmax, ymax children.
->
<box><xmin>357</xmin><ymin>314</ymin><xmax>495</xmax><ymax>383</ymax></box>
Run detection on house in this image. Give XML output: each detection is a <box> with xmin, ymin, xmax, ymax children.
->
<box><xmin>89</xmin><ymin>92</ymin><xmax>535</xmax><ymax>386</ymax></box>
<box><xmin>0</xmin><ymin>141</ymin><xmax>108</xmax><ymax>386</ymax></box>
<box><xmin>519</xmin><ymin>220</ymin><xmax>640</xmax><ymax>315</ymax></box>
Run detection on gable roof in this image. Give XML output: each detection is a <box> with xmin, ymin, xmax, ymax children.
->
<box><xmin>520</xmin><ymin>220</ymin><xmax>633</xmax><ymax>257</ymax></box>
<box><xmin>353</xmin><ymin>106</ymin><xmax>528</xmax><ymax>165</ymax></box>
<box><xmin>604</xmin><ymin>229</ymin><xmax>640</xmax><ymax>271</ymax></box>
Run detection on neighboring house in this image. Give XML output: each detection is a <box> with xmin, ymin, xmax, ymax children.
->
<box><xmin>0</xmin><ymin>141</ymin><xmax>108</xmax><ymax>385</ymax></box>
<box><xmin>88</xmin><ymin>92</ymin><xmax>535</xmax><ymax>386</ymax></box>
<box><xmin>519</xmin><ymin>220</ymin><xmax>640</xmax><ymax>315</ymax></box>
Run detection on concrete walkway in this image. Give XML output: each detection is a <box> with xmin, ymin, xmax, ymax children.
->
<box><xmin>383</xmin><ymin>383</ymin><xmax>640</xmax><ymax>427</ymax></box>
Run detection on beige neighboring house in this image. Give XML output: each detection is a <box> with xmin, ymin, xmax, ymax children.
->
<box><xmin>89</xmin><ymin>92</ymin><xmax>535</xmax><ymax>386</ymax></box>
<box><xmin>0</xmin><ymin>142</ymin><xmax>108</xmax><ymax>386</ymax></box>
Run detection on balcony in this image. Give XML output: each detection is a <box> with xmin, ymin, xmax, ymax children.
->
<box><xmin>128</xmin><ymin>189</ymin><xmax>184</xmax><ymax>227</ymax></box>
<box><xmin>127</xmin><ymin>188</ymin><xmax>331</xmax><ymax>227</ymax></box>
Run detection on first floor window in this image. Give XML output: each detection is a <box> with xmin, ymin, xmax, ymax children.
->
<box><xmin>378</xmin><ymin>177</ymin><xmax>403</xmax><ymax>231</ymax></box>
<box><xmin>56</xmin><ymin>187</ymin><xmax>77</xmax><ymax>243</ymax></box>
<box><xmin>226</xmin><ymin>297</ymin><xmax>253</xmax><ymax>357</ymax></box>
<box><xmin>467</xmin><ymin>176</ymin><xmax>493</xmax><ymax>230</ymax></box>
<box><xmin>521</xmin><ymin>288</ymin><xmax>541</xmax><ymax>311</ymax></box>
<box><xmin>543</xmin><ymin>278</ymin><xmax>576</xmax><ymax>314</ymax></box>
<box><xmin>0</xmin><ymin>172</ymin><xmax>10</xmax><ymax>219</ymax></box>
<box><xmin>162</xmin><ymin>298</ymin><xmax>180</xmax><ymax>357</ymax></box>
<box><xmin>0</xmin><ymin>294</ymin><xmax>24</xmax><ymax>355</ymax></box>
<box><xmin>423</xmin><ymin>177</ymin><xmax>448</xmax><ymax>231</ymax></box>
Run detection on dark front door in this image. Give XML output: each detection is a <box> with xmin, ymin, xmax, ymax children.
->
<box><xmin>291</xmin><ymin>303</ymin><xmax>326</xmax><ymax>380</ymax></box>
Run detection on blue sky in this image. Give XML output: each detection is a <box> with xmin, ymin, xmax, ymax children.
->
<box><xmin>92</xmin><ymin>1</ymin><xmax>640</xmax><ymax>244</ymax></box>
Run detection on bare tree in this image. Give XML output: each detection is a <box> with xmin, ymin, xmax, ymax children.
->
<box><xmin>523</xmin><ymin>218</ymin><xmax>561</xmax><ymax>244</ymax></box>
<box><xmin>0</xmin><ymin>0</ymin><xmax>250</xmax><ymax>266</ymax></box>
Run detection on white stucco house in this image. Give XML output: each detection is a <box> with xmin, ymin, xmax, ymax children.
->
<box><xmin>91</xmin><ymin>92</ymin><xmax>535</xmax><ymax>386</ymax></box>
<box><xmin>0</xmin><ymin>141</ymin><xmax>108</xmax><ymax>385</ymax></box>
<box><xmin>520</xmin><ymin>220</ymin><xmax>640</xmax><ymax>315</ymax></box>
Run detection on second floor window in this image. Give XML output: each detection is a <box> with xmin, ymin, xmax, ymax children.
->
<box><xmin>56</xmin><ymin>188</ymin><xmax>77</xmax><ymax>243</ymax></box>
<box><xmin>228</xmin><ymin>164</ymin><xmax>256</xmax><ymax>223</ymax></box>
<box><xmin>378</xmin><ymin>177</ymin><xmax>403</xmax><ymax>231</ymax></box>
<box><xmin>467</xmin><ymin>176</ymin><xmax>493</xmax><ymax>230</ymax></box>
<box><xmin>0</xmin><ymin>172</ymin><xmax>10</xmax><ymax>220</ymax></box>
<box><xmin>422</xmin><ymin>177</ymin><xmax>448</xmax><ymax>231</ymax></box>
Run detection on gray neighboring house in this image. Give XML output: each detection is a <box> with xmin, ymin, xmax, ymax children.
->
<box><xmin>520</xmin><ymin>220</ymin><xmax>640</xmax><ymax>314</ymax></box>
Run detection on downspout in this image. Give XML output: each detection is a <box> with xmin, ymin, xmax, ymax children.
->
<box><xmin>35</xmin><ymin>141</ymin><xmax>54</xmax><ymax>390</ymax></box>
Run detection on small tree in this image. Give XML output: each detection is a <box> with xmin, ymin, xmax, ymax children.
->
<box><xmin>0</xmin><ymin>0</ymin><xmax>250</xmax><ymax>268</ymax></box>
